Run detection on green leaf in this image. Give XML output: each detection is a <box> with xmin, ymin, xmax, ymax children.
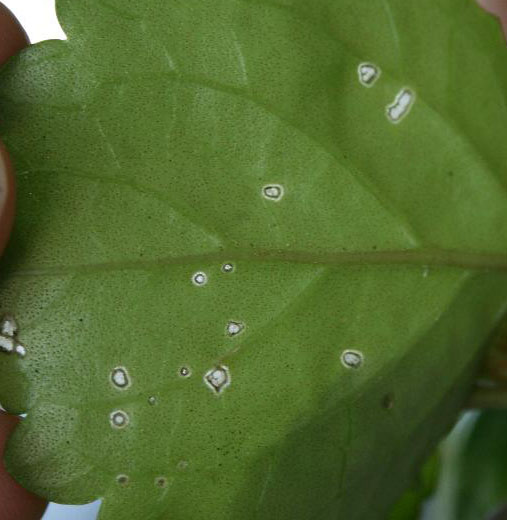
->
<box><xmin>1</xmin><ymin>1</ymin><xmax>507</xmax><ymax>519</ymax></box>
<box><xmin>388</xmin><ymin>453</ymin><xmax>440</xmax><ymax>520</ymax></box>
<box><xmin>427</xmin><ymin>411</ymin><xmax>507</xmax><ymax>520</ymax></box>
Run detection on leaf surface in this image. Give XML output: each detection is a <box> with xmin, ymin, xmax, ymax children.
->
<box><xmin>445</xmin><ymin>411</ymin><xmax>507</xmax><ymax>520</ymax></box>
<box><xmin>1</xmin><ymin>1</ymin><xmax>507</xmax><ymax>519</ymax></box>
<box><xmin>424</xmin><ymin>411</ymin><xmax>507</xmax><ymax>520</ymax></box>
<box><xmin>388</xmin><ymin>453</ymin><xmax>440</xmax><ymax>520</ymax></box>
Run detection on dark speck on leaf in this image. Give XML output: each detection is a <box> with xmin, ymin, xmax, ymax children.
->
<box><xmin>382</xmin><ymin>393</ymin><xmax>395</xmax><ymax>410</ymax></box>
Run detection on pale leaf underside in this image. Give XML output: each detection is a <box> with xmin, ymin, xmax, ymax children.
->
<box><xmin>0</xmin><ymin>1</ymin><xmax>507</xmax><ymax>519</ymax></box>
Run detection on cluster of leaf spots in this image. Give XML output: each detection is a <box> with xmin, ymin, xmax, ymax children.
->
<box><xmin>65</xmin><ymin>259</ymin><xmax>367</xmax><ymax>503</ymax></box>
<box><xmin>357</xmin><ymin>61</ymin><xmax>415</xmax><ymax>123</ymax></box>
<box><xmin>0</xmin><ymin>316</ymin><xmax>26</xmax><ymax>357</ymax></box>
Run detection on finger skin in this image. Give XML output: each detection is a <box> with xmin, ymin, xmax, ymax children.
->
<box><xmin>0</xmin><ymin>413</ymin><xmax>47</xmax><ymax>519</ymax></box>
<box><xmin>0</xmin><ymin>4</ymin><xmax>47</xmax><ymax>520</ymax></box>
<box><xmin>479</xmin><ymin>0</ymin><xmax>507</xmax><ymax>18</ymax></box>
<box><xmin>479</xmin><ymin>0</ymin><xmax>507</xmax><ymax>36</ymax></box>
<box><xmin>0</xmin><ymin>3</ymin><xmax>29</xmax><ymax>63</ymax></box>
<box><xmin>0</xmin><ymin>1</ymin><xmax>28</xmax><ymax>255</ymax></box>
<box><xmin>0</xmin><ymin>142</ymin><xmax>15</xmax><ymax>256</ymax></box>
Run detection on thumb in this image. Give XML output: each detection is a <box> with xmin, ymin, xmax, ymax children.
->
<box><xmin>0</xmin><ymin>3</ymin><xmax>28</xmax><ymax>62</ymax></box>
<box><xmin>0</xmin><ymin>2</ymin><xmax>28</xmax><ymax>255</ymax></box>
<box><xmin>0</xmin><ymin>4</ymin><xmax>47</xmax><ymax>519</ymax></box>
<box><xmin>0</xmin><ymin>142</ymin><xmax>15</xmax><ymax>256</ymax></box>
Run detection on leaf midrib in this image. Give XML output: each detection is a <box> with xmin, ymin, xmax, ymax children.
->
<box><xmin>12</xmin><ymin>248</ymin><xmax>507</xmax><ymax>277</ymax></box>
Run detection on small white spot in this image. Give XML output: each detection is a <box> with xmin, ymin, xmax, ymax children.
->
<box><xmin>0</xmin><ymin>335</ymin><xmax>14</xmax><ymax>353</ymax></box>
<box><xmin>15</xmin><ymin>344</ymin><xmax>26</xmax><ymax>358</ymax></box>
<box><xmin>179</xmin><ymin>366</ymin><xmax>191</xmax><ymax>377</ymax></box>
<box><xmin>148</xmin><ymin>396</ymin><xmax>157</xmax><ymax>405</ymax></box>
<box><xmin>204</xmin><ymin>365</ymin><xmax>231</xmax><ymax>394</ymax></box>
<box><xmin>192</xmin><ymin>271</ymin><xmax>208</xmax><ymax>286</ymax></box>
<box><xmin>222</xmin><ymin>263</ymin><xmax>234</xmax><ymax>273</ymax></box>
<box><xmin>341</xmin><ymin>350</ymin><xmax>364</xmax><ymax>369</ymax></box>
<box><xmin>227</xmin><ymin>321</ymin><xmax>244</xmax><ymax>337</ymax></box>
<box><xmin>111</xmin><ymin>367</ymin><xmax>130</xmax><ymax>389</ymax></box>
<box><xmin>110</xmin><ymin>410</ymin><xmax>129</xmax><ymax>428</ymax></box>
<box><xmin>386</xmin><ymin>88</ymin><xmax>415</xmax><ymax>124</ymax></box>
<box><xmin>262</xmin><ymin>184</ymin><xmax>284</xmax><ymax>202</ymax></box>
<box><xmin>1</xmin><ymin>316</ymin><xmax>18</xmax><ymax>337</ymax></box>
<box><xmin>358</xmin><ymin>62</ymin><xmax>380</xmax><ymax>87</ymax></box>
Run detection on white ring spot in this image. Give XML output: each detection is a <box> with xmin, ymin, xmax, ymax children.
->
<box><xmin>111</xmin><ymin>367</ymin><xmax>130</xmax><ymax>389</ymax></box>
<box><xmin>358</xmin><ymin>62</ymin><xmax>380</xmax><ymax>87</ymax></box>
<box><xmin>179</xmin><ymin>366</ymin><xmax>191</xmax><ymax>377</ymax></box>
<box><xmin>110</xmin><ymin>410</ymin><xmax>129</xmax><ymax>429</ymax></box>
<box><xmin>262</xmin><ymin>184</ymin><xmax>284</xmax><ymax>202</ymax></box>
<box><xmin>386</xmin><ymin>88</ymin><xmax>415</xmax><ymax>124</ymax></box>
<box><xmin>341</xmin><ymin>350</ymin><xmax>364</xmax><ymax>369</ymax></box>
<box><xmin>227</xmin><ymin>321</ymin><xmax>244</xmax><ymax>337</ymax></box>
<box><xmin>204</xmin><ymin>365</ymin><xmax>231</xmax><ymax>394</ymax></box>
<box><xmin>192</xmin><ymin>271</ymin><xmax>208</xmax><ymax>286</ymax></box>
<box><xmin>222</xmin><ymin>263</ymin><xmax>234</xmax><ymax>273</ymax></box>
